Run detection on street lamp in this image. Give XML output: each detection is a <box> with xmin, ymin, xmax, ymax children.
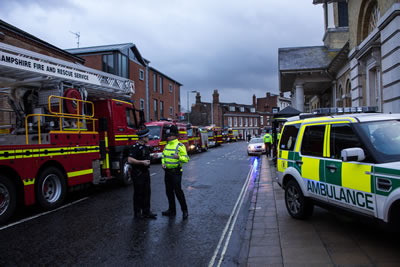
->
<box><xmin>187</xmin><ymin>90</ymin><xmax>198</xmax><ymax>123</ymax></box>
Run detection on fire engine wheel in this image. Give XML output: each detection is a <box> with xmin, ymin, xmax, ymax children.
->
<box><xmin>119</xmin><ymin>157</ymin><xmax>133</xmax><ymax>186</ymax></box>
<box><xmin>0</xmin><ymin>175</ymin><xmax>16</xmax><ymax>224</ymax></box>
<box><xmin>36</xmin><ymin>167</ymin><xmax>67</xmax><ymax>210</ymax></box>
<box><xmin>284</xmin><ymin>179</ymin><xmax>313</xmax><ymax>219</ymax></box>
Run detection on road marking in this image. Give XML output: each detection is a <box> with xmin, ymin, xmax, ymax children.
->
<box><xmin>208</xmin><ymin>157</ymin><xmax>258</xmax><ymax>267</ymax></box>
<box><xmin>0</xmin><ymin>197</ymin><xmax>89</xmax><ymax>231</ymax></box>
<box><xmin>150</xmin><ymin>173</ymin><xmax>157</xmax><ymax>176</ymax></box>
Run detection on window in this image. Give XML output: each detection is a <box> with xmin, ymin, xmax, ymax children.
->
<box><xmin>126</xmin><ymin>108</ymin><xmax>138</xmax><ymax>128</ymax></box>
<box><xmin>245</xmin><ymin>118</ymin><xmax>248</xmax><ymax>126</ymax></box>
<box><xmin>140</xmin><ymin>99</ymin><xmax>144</xmax><ymax>110</ymax></box>
<box><xmin>239</xmin><ymin>117</ymin><xmax>243</xmax><ymax>127</ymax></box>
<box><xmin>338</xmin><ymin>1</ymin><xmax>348</xmax><ymax>27</ymax></box>
<box><xmin>139</xmin><ymin>69</ymin><xmax>144</xmax><ymax>80</ymax></box>
<box><xmin>169</xmin><ymin>106</ymin><xmax>173</xmax><ymax>116</ymax></box>
<box><xmin>249</xmin><ymin>118</ymin><xmax>253</xmax><ymax>126</ymax></box>
<box><xmin>250</xmin><ymin>108</ymin><xmax>255</xmax><ymax>113</ymax></box>
<box><xmin>102</xmin><ymin>53</ymin><xmax>128</xmax><ymax>78</ymax></box>
<box><xmin>169</xmin><ymin>84</ymin><xmax>172</xmax><ymax>93</ymax></box>
<box><xmin>229</xmin><ymin>106</ymin><xmax>235</xmax><ymax>112</ymax></box>
<box><xmin>102</xmin><ymin>54</ymin><xmax>114</xmax><ymax>74</ymax></box>
<box><xmin>153</xmin><ymin>99</ymin><xmax>158</xmax><ymax>120</ymax></box>
<box><xmin>120</xmin><ymin>54</ymin><xmax>128</xmax><ymax>78</ymax></box>
<box><xmin>153</xmin><ymin>74</ymin><xmax>157</xmax><ymax>92</ymax></box>
<box><xmin>280</xmin><ymin>124</ymin><xmax>300</xmax><ymax>151</ymax></box>
<box><xmin>330</xmin><ymin>124</ymin><xmax>363</xmax><ymax>159</ymax></box>
<box><xmin>240</xmin><ymin>107</ymin><xmax>244</xmax><ymax>112</ymax></box>
<box><xmin>228</xmin><ymin>117</ymin><xmax>232</xmax><ymax>127</ymax></box>
<box><xmin>160</xmin><ymin>101</ymin><xmax>164</xmax><ymax>118</ymax></box>
<box><xmin>234</xmin><ymin>117</ymin><xmax>237</xmax><ymax>127</ymax></box>
<box><xmin>159</xmin><ymin>77</ymin><xmax>163</xmax><ymax>94</ymax></box>
<box><xmin>260</xmin><ymin>116</ymin><xmax>263</xmax><ymax>125</ymax></box>
<box><xmin>301</xmin><ymin>125</ymin><xmax>326</xmax><ymax>157</ymax></box>
<box><xmin>255</xmin><ymin>118</ymin><xmax>257</xmax><ymax>127</ymax></box>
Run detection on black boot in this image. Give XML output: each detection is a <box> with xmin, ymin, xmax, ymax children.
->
<box><xmin>182</xmin><ymin>210</ymin><xmax>189</xmax><ymax>220</ymax></box>
<box><xmin>162</xmin><ymin>209</ymin><xmax>176</xmax><ymax>216</ymax></box>
<box><xmin>143</xmin><ymin>212</ymin><xmax>157</xmax><ymax>219</ymax></box>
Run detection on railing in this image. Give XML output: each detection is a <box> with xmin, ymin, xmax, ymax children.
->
<box><xmin>24</xmin><ymin>113</ymin><xmax>97</xmax><ymax>144</ymax></box>
<box><xmin>48</xmin><ymin>95</ymin><xmax>95</xmax><ymax>118</ymax></box>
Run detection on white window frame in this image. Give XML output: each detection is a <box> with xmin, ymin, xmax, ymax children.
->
<box><xmin>234</xmin><ymin>117</ymin><xmax>238</xmax><ymax>127</ymax></box>
<box><xmin>229</xmin><ymin>106</ymin><xmax>235</xmax><ymax>112</ymax></box>
<box><xmin>250</xmin><ymin>108</ymin><xmax>255</xmax><ymax>113</ymax></box>
<box><xmin>249</xmin><ymin>118</ymin><xmax>253</xmax><ymax>127</ymax></box>
<box><xmin>169</xmin><ymin>106</ymin><xmax>173</xmax><ymax>116</ymax></box>
<box><xmin>159</xmin><ymin>77</ymin><xmax>163</xmax><ymax>94</ymax></box>
<box><xmin>228</xmin><ymin>117</ymin><xmax>232</xmax><ymax>127</ymax></box>
<box><xmin>254</xmin><ymin>117</ymin><xmax>257</xmax><ymax>127</ymax></box>
<box><xmin>169</xmin><ymin>83</ymin><xmax>173</xmax><ymax>93</ymax></box>
<box><xmin>239</xmin><ymin>117</ymin><xmax>243</xmax><ymax>126</ymax></box>
<box><xmin>260</xmin><ymin>116</ymin><xmax>263</xmax><ymax>125</ymax></box>
<box><xmin>240</xmin><ymin>107</ymin><xmax>244</xmax><ymax>112</ymax></box>
<box><xmin>245</xmin><ymin>118</ymin><xmax>248</xmax><ymax>127</ymax></box>
<box><xmin>139</xmin><ymin>69</ymin><xmax>144</xmax><ymax>80</ymax></box>
<box><xmin>140</xmin><ymin>98</ymin><xmax>145</xmax><ymax>110</ymax></box>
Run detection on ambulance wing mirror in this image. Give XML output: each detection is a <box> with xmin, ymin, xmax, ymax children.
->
<box><xmin>341</xmin><ymin>148</ymin><xmax>365</xmax><ymax>162</ymax></box>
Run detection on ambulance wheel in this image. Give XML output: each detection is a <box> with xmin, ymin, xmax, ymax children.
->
<box><xmin>0</xmin><ymin>175</ymin><xmax>17</xmax><ymax>224</ymax></box>
<box><xmin>285</xmin><ymin>179</ymin><xmax>313</xmax><ymax>219</ymax></box>
<box><xmin>119</xmin><ymin>157</ymin><xmax>132</xmax><ymax>186</ymax></box>
<box><xmin>36</xmin><ymin>167</ymin><xmax>67</xmax><ymax>210</ymax></box>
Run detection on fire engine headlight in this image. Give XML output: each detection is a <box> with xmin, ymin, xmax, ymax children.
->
<box><xmin>190</xmin><ymin>145</ymin><xmax>195</xmax><ymax>150</ymax></box>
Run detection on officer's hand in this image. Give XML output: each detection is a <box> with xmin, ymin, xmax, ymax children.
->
<box><xmin>173</xmin><ymin>153</ymin><xmax>180</xmax><ymax>159</ymax></box>
<box><xmin>162</xmin><ymin>164</ymin><xmax>166</xmax><ymax>169</ymax></box>
<box><xmin>143</xmin><ymin>160</ymin><xmax>150</xmax><ymax>167</ymax></box>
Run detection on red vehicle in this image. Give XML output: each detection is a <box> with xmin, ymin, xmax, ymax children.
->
<box><xmin>0</xmin><ymin>43</ymin><xmax>143</xmax><ymax>223</ymax></box>
<box><xmin>187</xmin><ymin>125</ymin><xmax>209</xmax><ymax>153</ymax></box>
<box><xmin>145</xmin><ymin>120</ymin><xmax>189</xmax><ymax>159</ymax></box>
<box><xmin>205</xmin><ymin>126</ymin><xmax>223</xmax><ymax>147</ymax></box>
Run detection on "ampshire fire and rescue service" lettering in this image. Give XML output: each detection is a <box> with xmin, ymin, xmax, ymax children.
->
<box><xmin>307</xmin><ymin>180</ymin><xmax>374</xmax><ymax>210</ymax></box>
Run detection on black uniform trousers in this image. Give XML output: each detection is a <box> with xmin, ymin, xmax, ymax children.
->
<box><xmin>132</xmin><ymin>170</ymin><xmax>151</xmax><ymax>215</ymax></box>
<box><xmin>164</xmin><ymin>168</ymin><xmax>188</xmax><ymax>213</ymax></box>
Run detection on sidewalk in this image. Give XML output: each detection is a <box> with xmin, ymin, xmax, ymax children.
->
<box><xmin>245</xmin><ymin>156</ymin><xmax>400</xmax><ymax>267</ymax></box>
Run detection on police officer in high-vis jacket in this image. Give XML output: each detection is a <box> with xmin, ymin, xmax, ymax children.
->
<box><xmin>161</xmin><ymin>124</ymin><xmax>190</xmax><ymax>219</ymax></box>
<box><xmin>128</xmin><ymin>128</ymin><xmax>157</xmax><ymax>219</ymax></box>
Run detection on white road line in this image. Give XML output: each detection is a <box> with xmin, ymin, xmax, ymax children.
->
<box><xmin>150</xmin><ymin>173</ymin><xmax>157</xmax><ymax>176</ymax></box>
<box><xmin>0</xmin><ymin>197</ymin><xmax>89</xmax><ymax>231</ymax></box>
<box><xmin>208</xmin><ymin>158</ymin><xmax>257</xmax><ymax>267</ymax></box>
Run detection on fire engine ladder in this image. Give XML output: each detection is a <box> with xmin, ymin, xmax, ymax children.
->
<box><xmin>0</xmin><ymin>42</ymin><xmax>135</xmax><ymax>99</ymax></box>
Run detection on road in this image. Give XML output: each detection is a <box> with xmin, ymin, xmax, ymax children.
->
<box><xmin>0</xmin><ymin>141</ymin><xmax>256</xmax><ymax>266</ymax></box>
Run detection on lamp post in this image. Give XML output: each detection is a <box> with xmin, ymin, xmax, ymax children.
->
<box><xmin>187</xmin><ymin>90</ymin><xmax>198</xmax><ymax>123</ymax></box>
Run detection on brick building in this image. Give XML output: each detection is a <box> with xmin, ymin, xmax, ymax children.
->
<box><xmin>67</xmin><ymin>44</ymin><xmax>182</xmax><ymax>122</ymax></box>
<box><xmin>279</xmin><ymin>0</ymin><xmax>400</xmax><ymax>113</ymax></box>
<box><xmin>191</xmin><ymin>89</ymin><xmax>291</xmax><ymax>139</ymax></box>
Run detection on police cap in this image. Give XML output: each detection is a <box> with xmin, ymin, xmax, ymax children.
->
<box><xmin>137</xmin><ymin>128</ymin><xmax>150</xmax><ymax>138</ymax></box>
<box><xmin>165</xmin><ymin>124</ymin><xmax>178</xmax><ymax>136</ymax></box>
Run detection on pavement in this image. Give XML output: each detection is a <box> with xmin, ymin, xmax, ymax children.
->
<box><xmin>244</xmin><ymin>155</ymin><xmax>400</xmax><ymax>267</ymax></box>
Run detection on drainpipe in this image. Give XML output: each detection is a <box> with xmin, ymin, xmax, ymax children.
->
<box><xmin>145</xmin><ymin>65</ymin><xmax>149</xmax><ymax>122</ymax></box>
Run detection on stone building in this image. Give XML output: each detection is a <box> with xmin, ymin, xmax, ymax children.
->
<box><xmin>67</xmin><ymin>44</ymin><xmax>182</xmax><ymax>121</ymax></box>
<box><xmin>279</xmin><ymin>0</ymin><xmax>400</xmax><ymax>113</ymax></box>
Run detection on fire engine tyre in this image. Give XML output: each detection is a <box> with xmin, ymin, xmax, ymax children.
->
<box><xmin>284</xmin><ymin>179</ymin><xmax>314</xmax><ymax>219</ymax></box>
<box><xmin>119</xmin><ymin>157</ymin><xmax>133</xmax><ymax>186</ymax></box>
<box><xmin>0</xmin><ymin>175</ymin><xmax>17</xmax><ymax>224</ymax></box>
<box><xmin>36</xmin><ymin>167</ymin><xmax>67</xmax><ymax>210</ymax></box>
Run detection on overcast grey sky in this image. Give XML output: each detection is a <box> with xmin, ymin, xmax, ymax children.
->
<box><xmin>1</xmin><ymin>0</ymin><xmax>324</xmax><ymax>111</ymax></box>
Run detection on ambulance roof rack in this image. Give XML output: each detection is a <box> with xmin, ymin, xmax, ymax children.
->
<box><xmin>299</xmin><ymin>106</ymin><xmax>378</xmax><ymax>120</ymax></box>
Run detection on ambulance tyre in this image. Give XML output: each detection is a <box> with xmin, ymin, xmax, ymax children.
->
<box><xmin>0</xmin><ymin>175</ymin><xmax>17</xmax><ymax>224</ymax></box>
<box><xmin>36</xmin><ymin>167</ymin><xmax>67</xmax><ymax>210</ymax></box>
<box><xmin>285</xmin><ymin>179</ymin><xmax>313</xmax><ymax>219</ymax></box>
<box><xmin>119</xmin><ymin>157</ymin><xmax>132</xmax><ymax>186</ymax></box>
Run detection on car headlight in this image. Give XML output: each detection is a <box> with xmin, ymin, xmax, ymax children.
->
<box><xmin>262</xmin><ymin>144</ymin><xmax>265</xmax><ymax>149</ymax></box>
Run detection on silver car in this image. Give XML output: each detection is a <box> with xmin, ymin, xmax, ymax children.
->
<box><xmin>247</xmin><ymin>138</ymin><xmax>265</xmax><ymax>155</ymax></box>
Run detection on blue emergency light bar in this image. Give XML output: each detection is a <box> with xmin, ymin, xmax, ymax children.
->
<box><xmin>312</xmin><ymin>106</ymin><xmax>378</xmax><ymax>115</ymax></box>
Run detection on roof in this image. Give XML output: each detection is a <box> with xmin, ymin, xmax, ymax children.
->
<box><xmin>286</xmin><ymin>113</ymin><xmax>400</xmax><ymax>124</ymax></box>
<box><xmin>149</xmin><ymin>66</ymin><xmax>182</xmax><ymax>86</ymax></box>
<box><xmin>273</xmin><ymin>106</ymin><xmax>301</xmax><ymax>118</ymax></box>
<box><xmin>279</xmin><ymin>46</ymin><xmax>338</xmax><ymax>71</ymax></box>
<box><xmin>0</xmin><ymin>19</ymin><xmax>84</xmax><ymax>63</ymax></box>
<box><xmin>66</xmin><ymin>43</ymin><xmax>147</xmax><ymax>66</ymax></box>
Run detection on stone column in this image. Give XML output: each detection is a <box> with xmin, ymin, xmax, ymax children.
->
<box><xmin>295</xmin><ymin>84</ymin><xmax>304</xmax><ymax>112</ymax></box>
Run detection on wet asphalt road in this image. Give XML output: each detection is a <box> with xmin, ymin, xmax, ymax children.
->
<box><xmin>0</xmin><ymin>141</ymin><xmax>257</xmax><ymax>266</ymax></box>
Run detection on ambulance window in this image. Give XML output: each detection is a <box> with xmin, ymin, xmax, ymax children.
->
<box><xmin>330</xmin><ymin>124</ymin><xmax>363</xmax><ymax>159</ymax></box>
<box><xmin>301</xmin><ymin>125</ymin><xmax>325</xmax><ymax>157</ymax></box>
<box><xmin>280</xmin><ymin>124</ymin><xmax>299</xmax><ymax>151</ymax></box>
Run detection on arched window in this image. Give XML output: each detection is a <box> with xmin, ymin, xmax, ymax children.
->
<box><xmin>337</xmin><ymin>85</ymin><xmax>343</xmax><ymax>107</ymax></box>
<box><xmin>360</xmin><ymin>1</ymin><xmax>380</xmax><ymax>42</ymax></box>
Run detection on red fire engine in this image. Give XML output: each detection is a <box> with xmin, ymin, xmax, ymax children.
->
<box><xmin>0</xmin><ymin>43</ymin><xmax>144</xmax><ymax>223</ymax></box>
<box><xmin>187</xmin><ymin>125</ymin><xmax>209</xmax><ymax>153</ymax></box>
<box><xmin>205</xmin><ymin>126</ymin><xmax>223</xmax><ymax>147</ymax></box>
<box><xmin>144</xmin><ymin>120</ymin><xmax>188</xmax><ymax>159</ymax></box>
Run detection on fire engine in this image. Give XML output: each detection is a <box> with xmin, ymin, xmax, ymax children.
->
<box><xmin>187</xmin><ymin>125</ymin><xmax>209</xmax><ymax>153</ymax></box>
<box><xmin>227</xmin><ymin>128</ymin><xmax>238</xmax><ymax>142</ymax></box>
<box><xmin>145</xmin><ymin>120</ymin><xmax>188</xmax><ymax>159</ymax></box>
<box><xmin>0</xmin><ymin>43</ymin><xmax>144</xmax><ymax>223</ymax></box>
<box><xmin>205</xmin><ymin>126</ymin><xmax>223</xmax><ymax>147</ymax></box>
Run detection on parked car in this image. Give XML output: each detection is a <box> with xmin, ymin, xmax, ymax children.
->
<box><xmin>247</xmin><ymin>138</ymin><xmax>265</xmax><ymax>155</ymax></box>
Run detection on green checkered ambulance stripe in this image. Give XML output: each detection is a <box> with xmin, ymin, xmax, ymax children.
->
<box><xmin>115</xmin><ymin>135</ymin><xmax>138</xmax><ymax>141</ymax></box>
<box><xmin>0</xmin><ymin>146</ymin><xmax>100</xmax><ymax>160</ymax></box>
<box><xmin>372</xmin><ymin>167</ymin><xmax>400</xmax><ymax>196</ymax></box>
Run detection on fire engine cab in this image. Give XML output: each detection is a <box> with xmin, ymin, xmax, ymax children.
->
<box><xmin>0</xmin><ymin>42</ymin><xmax>144</xmax><ymax>223</ymax></box>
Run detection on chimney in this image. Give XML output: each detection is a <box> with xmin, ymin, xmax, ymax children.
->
<box><xmin>252</xmin><ymin>94</ymin><xmax>256</xmax><ymax>106</ymax></box>
<box><xmin>267</xmin><ymin>92</ymin><xmax>271</xmax><ymax>98</ymax></box>
<box><xmin>213</xmin><ymin>89</ymin><xmax>219</xmax><ymax>103</ymax></box>
<box><xmin>196</xmin><ymin>92</ymin><xmax>201</xmax><ymax>103</ymax></box>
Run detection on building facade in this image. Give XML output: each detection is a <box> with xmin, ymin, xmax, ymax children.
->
<box><xmin>279</xmin><ymin>0</ymin><xmax>400</xmax><ymax>113</ymax></box>
<box><xmin>67</xmin><ymin>44</ymin><xmax>182</xmax><ymax>121</ymax></box>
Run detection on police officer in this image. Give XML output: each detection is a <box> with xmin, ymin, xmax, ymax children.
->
<box><xmin>263</xmin><ymin>131</ymin><xmax>273</xmax><ymax>157</ymax></box>
<box><xmin>161</xmin><ymin>124</ymin><xmax>190</xmax><ymax>219</ymax></box>
<box><xmin>128</xmin><ymin>128</ymin><xmax>157</xmax><ymax>219</ymax></box>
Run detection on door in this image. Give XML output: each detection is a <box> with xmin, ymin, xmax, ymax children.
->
<box><xmin>325</xmin><ymin>123</ymin><xmax>375</xmax><ymax>216</ymax></box>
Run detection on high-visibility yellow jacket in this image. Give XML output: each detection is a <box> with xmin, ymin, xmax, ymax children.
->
<box><xmin>161</xmin><ymin>138</ymin><xmax>190</xmax><ymax>168</ymax></box>
<box><xmin>263</xmin><ymin>133</ymin><xmax>273</xmax><ymax>144</ymax></box>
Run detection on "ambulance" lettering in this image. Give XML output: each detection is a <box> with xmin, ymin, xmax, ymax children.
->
<box><xmin>307</xmin><ymin>180</ymin><xmax>374</xmax><ymax>210</ymax></box>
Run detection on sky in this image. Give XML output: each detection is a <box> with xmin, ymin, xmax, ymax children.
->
<box><xmin>1</xmin><ymin>0</ymin><xmax>324</xmax><ymax>111</ymax></box>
